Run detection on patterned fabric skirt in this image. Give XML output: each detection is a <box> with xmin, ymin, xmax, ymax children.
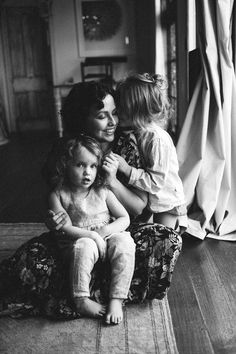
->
<box><xmin>0</xmin><ymin>224</ymin><xmax>182</xmax><ymax>319</ymax></box>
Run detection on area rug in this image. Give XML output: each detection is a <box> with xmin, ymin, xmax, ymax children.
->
<box><xmin>0</xmin><ymin>223</ymin><xmax>179</xmax><ymax>354</ymax></box>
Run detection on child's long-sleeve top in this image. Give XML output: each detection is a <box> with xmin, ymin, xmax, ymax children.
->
<box><xmin>128</xmin><ymin>124</ymin><xmax>185</xmax><ymax>213</ymax></box>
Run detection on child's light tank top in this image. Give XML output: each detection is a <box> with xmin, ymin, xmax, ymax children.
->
<box><xmin>57</xmin><ymin>186</ymin><xmax>111</xmax><ymax>231</ymax></box>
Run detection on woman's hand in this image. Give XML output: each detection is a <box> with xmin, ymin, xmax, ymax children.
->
<box><xmin>45</xmin><ymin>210</ymin><xmax>67</xmax><ymax>231</ymax></box>
<box><xmin>102</xmin><ymin>152</ymin><xmax>119</xmax><ymax>185</ymax></box>
<box><xmin>92</xmin><ymin>232</ymin><xmax>107</xmax><ymax>261</ymax></box>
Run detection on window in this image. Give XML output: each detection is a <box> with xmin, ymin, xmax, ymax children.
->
<box><xmin>161</xmin><ymin>0</ymin><xmax>188</xmax><ymax>142</ymax></box>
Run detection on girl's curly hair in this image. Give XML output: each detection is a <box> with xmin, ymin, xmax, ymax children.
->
<box><xmin>116</xmin><ymin>73</ymin><xmax>171</xmax><ymax>129</ymax></box>
<box><xmin>52</xmin><ymin>134</ymin><xmax>106</xmax><ymax>189</ymax></box>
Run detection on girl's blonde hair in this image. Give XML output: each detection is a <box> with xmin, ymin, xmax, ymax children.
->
<box><xmin>116</xmin><ymin>73</ymin><xmax>171</xmax><ymax>129</ymax></box>
<box><xmin>52</xmin><ymin>135</ymin><xmax>105</xmax><ymax>189</ymax></box>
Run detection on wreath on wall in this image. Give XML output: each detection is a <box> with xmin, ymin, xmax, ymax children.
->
<box><xmin>82</xmin><ymin>1</ymin><xmax>122</xmax><ymax>41</ymax></box>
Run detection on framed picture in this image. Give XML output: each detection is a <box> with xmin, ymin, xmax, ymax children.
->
<box><xmin>75</xmin><ymin>0</ymin><xmax>135</xmax><ymax>57</ymax></box>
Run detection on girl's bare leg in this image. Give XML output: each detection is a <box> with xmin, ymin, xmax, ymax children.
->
<box><xmin>105</xmin><ymin>298</ymin><xmax>123</xmax><ymax>325</ymax></box>
<box><xmin>153</xmin><ymin>212</ymin><xmax>178</xmax><ymax>229</ymax></box>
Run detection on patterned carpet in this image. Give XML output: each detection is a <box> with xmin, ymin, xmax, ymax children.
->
<box><xmin>0</xmin><ymin>223</ymin><xmax>179</xmax><ymax>354</ymax></box>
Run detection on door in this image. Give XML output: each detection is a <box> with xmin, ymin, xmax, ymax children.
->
<box><xmin>1</xmin><ymin>3</ymin><xmax>54</xmax><ymax>133</ymax></box>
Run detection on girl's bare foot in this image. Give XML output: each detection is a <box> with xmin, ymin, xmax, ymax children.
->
<box><xmin>75</xmin><ymin>297</ymin><xmax>106</xmax><ymax>318</ymax></box>
<box><xmin>105</xmin><ymin>298</ymin><xmax>123</xmax><ymax>325</ymax></box>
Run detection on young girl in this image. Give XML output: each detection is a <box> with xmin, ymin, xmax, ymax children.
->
<box><xmin>48</xmin><ymin>134</ymin><xmax>135</xmax><ymax>325</ymax></box>
<box><xmin>105</xmin><ymin>73</ymin><xmax>187</xmax><ymax>230</ymax></box>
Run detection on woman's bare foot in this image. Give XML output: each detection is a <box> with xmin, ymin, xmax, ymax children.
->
<box><xmin>105</xmin><ymin>298</ymin><xmax>123</xmax><ymax>325</ymax></box>
<box><xmin>75</xmin><ymin>297</ymin><xmax>106</xmax><ymax>318</ymax></box>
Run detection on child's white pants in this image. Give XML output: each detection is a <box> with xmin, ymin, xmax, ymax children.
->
<box><xmin>71</xmin><ymin>232</ymin><xmax>135</xmax><ymax>299</ymax></box>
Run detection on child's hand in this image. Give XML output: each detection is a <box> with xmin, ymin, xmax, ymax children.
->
<box><xmin>112</xmin><ymin>153</ymin><xmax>132</xmax><ymax>177</ymax></box>
<box><xmin>45</xmin><ymin>210</ymin><xmax>67</xmax><ymax>231</ymax></box>
<box><xmin>92</xmin><ymin>232</ymin><xmax>107</xmax><ymax>261</ymax></box>
<box><xmin>102</xmin><ymin>152</ymin><xmax>119</xmax><ymax>184</ymax></box>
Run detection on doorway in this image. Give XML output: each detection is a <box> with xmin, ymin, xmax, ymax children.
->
<box><xmin>0</xmin><ymin>1</ymin><xmax>54</xmax><ymax>134</ymax></box>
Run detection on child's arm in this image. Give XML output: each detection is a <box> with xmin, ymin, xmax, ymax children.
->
<box><xmin>114</xmin><ymin>135</ymin><xmax>171</xmax><ymax>194</ymax></box>
<box><xmin>48</xmin><ymin>191</ymin><xmax>106</xmax><ymax>259</ymax></box>
<box><xmin>97</xmin><ymin>190</ymin><xmax>130</xmax><ymax>238</ymax></box>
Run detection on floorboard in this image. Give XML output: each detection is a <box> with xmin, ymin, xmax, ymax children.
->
<box><xmin>1</xmin><ymin>134</ymin><xmax>236</xmax><ymax>354</ymax></box>
<box><xmin>168</xmin><ymin>236</ymin><xmax>236</xmax><ymax>354</ymax></box>
<box><xmin>168</xmin><ymin>242</ymin><xmax>215</xmax><ymax>354</ymax></box>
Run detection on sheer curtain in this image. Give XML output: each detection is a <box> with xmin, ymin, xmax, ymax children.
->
<box><xmin>177</xmin><ymin>0</ymin><xmax>236</xmax><ymax>240</ymax></box>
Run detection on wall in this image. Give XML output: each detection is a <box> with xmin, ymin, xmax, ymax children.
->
<box><xmin>49</xmin><ymin>0</ymin><xmax>137</xmax><ymax>85</ymax></box>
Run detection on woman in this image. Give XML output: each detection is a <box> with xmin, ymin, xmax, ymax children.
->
<box><xmin>0</xmin><ymin>81</ymin><xmax>182</xmax><ymax>319</ymax></box>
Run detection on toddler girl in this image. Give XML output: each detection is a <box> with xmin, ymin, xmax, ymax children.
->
<box><xmin>48</xmin><ymin>134</ymin><xmax>135</xmax><ymax>324</ymax></box>
<box><xmin>105</xmin><ymin>73</ymin><xmax>187</xmax><ymax>230</ymax></box>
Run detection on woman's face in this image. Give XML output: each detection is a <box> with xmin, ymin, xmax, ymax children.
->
<box><xmin>86</xmin><ymin>94</ymin><xmax>118</xmax><ymax>145</ymax></box>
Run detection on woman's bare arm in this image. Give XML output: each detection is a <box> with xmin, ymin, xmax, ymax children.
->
<box><xmin>103</xmin><ymin>153</ymin><xmax>147</xmax><ymax>216</ymax></box>
<box><xmin>109</xmin><ymin>178</ymin><xmax>147</xmax><ymax>216</ymax></box>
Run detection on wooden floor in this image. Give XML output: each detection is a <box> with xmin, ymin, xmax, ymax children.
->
<box><xmin>0</xmin><ymin>134</ymin><xmax>236</xmax><ymax>354</ymax></box>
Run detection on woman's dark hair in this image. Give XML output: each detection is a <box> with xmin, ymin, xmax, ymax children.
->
<box><xmin>52</xmin><ymin>134</ymin><xmax>106</xmax><ymax>189</ymax></box>
<box><xmin>61</xmin><ymin>81</ymin><xmax>114</xmax><ymax>137</ymax></box>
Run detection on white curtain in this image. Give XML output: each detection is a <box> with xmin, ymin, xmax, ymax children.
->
<box><xmin>177</xmin><ymin>0</ymin><xmax>236</xmax><ymax>240</ymax></box>
<box><xmin>155</xmin><ymin>0</ymin><xmax>167</xmax><ymax>76</ymax></box>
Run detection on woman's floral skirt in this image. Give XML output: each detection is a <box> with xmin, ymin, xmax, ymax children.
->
<box><xmin>0</xmin><ymin>224</ymin><xmax>182</xmax><ymax>319</ymax></box>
